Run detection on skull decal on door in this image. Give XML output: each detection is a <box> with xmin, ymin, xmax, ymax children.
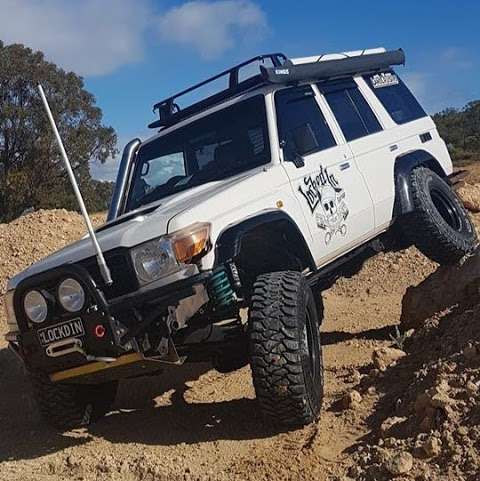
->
<box><xmin>315</xmin><ymin>185</ymin><xmax>348</xmax><ymax>244</ymax></box>
<box><xmin>298</xmin><ymin>166</ymin><xmax>349</xmax><ymax>245</ymax></box>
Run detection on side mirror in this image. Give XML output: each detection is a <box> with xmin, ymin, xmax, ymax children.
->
<box><xmin>281</xmin><ymin>123</ymin><xmax>318</xmax><ymax>169</ymax></box>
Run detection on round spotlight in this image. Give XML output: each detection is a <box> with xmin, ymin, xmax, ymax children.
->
<box><xmin>24</xmin><ymin>290</ymin><xmax>48</xmax><ymax>324</ymax></box>
<box><xmin>58</xmin><ymin>278</ymin><xmax>85</xmax><ymax>313</ymax></box>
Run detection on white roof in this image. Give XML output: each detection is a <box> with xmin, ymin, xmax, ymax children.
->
<box><xmin>290</xmin><ymin>47</ymin><xmax>386</xmax><ymax>65</ymax></box>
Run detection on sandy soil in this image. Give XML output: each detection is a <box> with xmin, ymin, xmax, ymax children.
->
<box><xmin>0</xmin><ymin>165</ymin><xmax>479</xmax><ymax>481</ymax></box>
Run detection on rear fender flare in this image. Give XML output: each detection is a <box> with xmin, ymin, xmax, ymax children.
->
<box><xmin>394</xmin><ymin>150</ymin><xmax>448</xmax><ymax>216</ymax></box>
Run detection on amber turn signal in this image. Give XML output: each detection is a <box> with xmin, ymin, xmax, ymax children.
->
<box><xmin>170</xmin><ymin>222</ymin><xmax>211</xmax><ymax>264</ymax></box>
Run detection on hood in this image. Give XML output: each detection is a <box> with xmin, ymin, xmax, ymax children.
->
<box><xmin>8</xmin><ymin>171</ymin><xmax>256</xmax><ymax>289</ymax></box>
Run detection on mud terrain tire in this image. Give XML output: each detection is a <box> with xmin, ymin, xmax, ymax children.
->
<box><xmin>249</xmin><ymin>271</ymin><xmax>323</xmax><ymax>427</ymax></box>
<box><xmin>404</xmin><ymin>167</ymin><xmax>478</xmax><ymax>264</ymax></box>
<box><xmin>30</xmin><ymin>371</ymin><xmax>117</xmax><ymax>430</ymax></box>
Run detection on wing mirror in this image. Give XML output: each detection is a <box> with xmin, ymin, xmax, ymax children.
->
<box><xmin>281</xmin><ymin>123</ymin><xmax>318</xmax><ymax>168</ymax></box>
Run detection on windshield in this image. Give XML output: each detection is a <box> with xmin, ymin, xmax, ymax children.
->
<box><xmin>125</xmin><ymin>95</ymin><xmax>270</xmax><ymax>212</ymax></box>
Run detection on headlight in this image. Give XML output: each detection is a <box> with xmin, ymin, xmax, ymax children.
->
<box><xmin>131</xmin><ymin>222</ymin><xmax>211</xmax><ymax>285</ymax></box>
<box><xmin>24</xmin><ymin>290</ymin><xmax>48</xmax><ymax>324</ymax></box>
<box><xmin>58</xmin><ymin>278</ymin><xmax>85</xmax><ymax>313</ymax></box>
<box><xmin>3</xmin><ymin>290</ymin><xmax>19</xmax><ymax>331</ymax></box>
<box><xmin>131</xmin><ymin>238</ymin><xmax>179</xmax><ymax>285</ymax></box>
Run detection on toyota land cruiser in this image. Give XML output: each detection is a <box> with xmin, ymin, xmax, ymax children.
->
<box><xmin>4</xmin><ymin>48</ymin><xmax>478</xmax><ymax>429</ymax></box>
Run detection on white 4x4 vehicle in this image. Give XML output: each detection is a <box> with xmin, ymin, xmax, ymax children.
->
<box><xmin>4</xmin><ymin>48</ymin><xmax>478</xmax><ymax>430</ymax></box>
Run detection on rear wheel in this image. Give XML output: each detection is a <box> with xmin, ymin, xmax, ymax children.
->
<box><xmin>403</xmin><ymin>167</ymin><xmax>478</xmax><ymax>264</ymax></box>
<box><xmin>249</xmin><ymin>271</ymin><xmax>323</xmax><ymax>427</ymax></box>
<box><xmin>30</xmin><ymin>371</ymin><xmax>117</xmax><ymax>430</ymax></box>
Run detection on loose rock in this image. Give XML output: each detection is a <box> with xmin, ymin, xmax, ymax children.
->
<box><xmin>380</xmin><ymin>416</ymin><xmax>407</xmax><ymax>438</ymax></box>
<box><xmin>384</xmin><ymin>451</ymin><xmax>413</xmax><ymax>475</ymax></box>
<box><xmin>422</xmin><ymin>436</ymin><xmax>442</xmax><ymax>458</ymax></box>
<box><xmin>372</xmin><ymin>347</ymin><xmax>406</xmax><ymax>371</ymax></box>
<box><xmin>341</xmin><ymin>390</ymin><xmax>362</xmax><ymax>410</ymax></box>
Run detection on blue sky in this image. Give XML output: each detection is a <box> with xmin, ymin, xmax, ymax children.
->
<box><xmin>1</xmin><ymin>0</ymin><xmax>479</xmax><ymax>180</ymax></box>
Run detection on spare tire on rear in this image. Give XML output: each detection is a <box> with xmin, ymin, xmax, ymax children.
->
<box><xmin>403</xmin><ymin>167</ymin><xmax>478</xmax><ymax>265</ymax></box>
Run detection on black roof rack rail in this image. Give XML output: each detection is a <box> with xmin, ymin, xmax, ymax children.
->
<box><xmin>148</xmin><ymin>53</ymin><xmax>287</xmax><ymax>129</ymax></box>
<box><xmin>148</xmin><ymin>48</ymin><xmax>405</xmax><ymax>130</ymax></box>
<box><xmin>260</xmin><ymin>48</ymin><xmax>405</xmax><ymax>84</ymax></box>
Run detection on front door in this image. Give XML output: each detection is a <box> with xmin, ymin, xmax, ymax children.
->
<box><xmin>274</xmin><ymin>84</ymin><xmax>375</xmax><ymax>265</ymax></box>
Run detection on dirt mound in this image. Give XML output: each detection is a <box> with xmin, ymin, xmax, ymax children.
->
<box><xmin>0</xmin><ymin>209</ymin><xmax>105</xmax><ymax>292</ymax></box>
<box><xmin>0</xmin><ymin>209</ymin><xmax>105</xmax><ymax>334</ymax></box>
<box><xmin>330</xmin><ymin>248</ymin><xmax>436</xmax><ymax>298</ymax></box>
<box><xmin>401</xmin><ymin>253</ymin><xmax>480</xmax><ymax>329</ymax></box>
<box><xmin>457</xmin><ymin>182</ymin><xmax>480</xmax><ymax>212</ymax></box>
<box><xmin>347</xmin><ymin>253</ymin><xmax>480</xmax><ymax>481</ymax></box>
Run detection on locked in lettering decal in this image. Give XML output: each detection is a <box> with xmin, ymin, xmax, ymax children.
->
<box><xmin>298</xmin><ymin>166</ymin><xmax>349</xmax><ymax>245</ymax></box>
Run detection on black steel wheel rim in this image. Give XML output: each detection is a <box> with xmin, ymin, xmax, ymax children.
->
<box><xmin>430</xmin><ymin>187</ymin><xmax>462</xmax><ymax>231</ymax></box>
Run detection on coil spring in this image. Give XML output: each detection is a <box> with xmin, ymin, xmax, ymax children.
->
<box><xmin>209</xmin><ymin>267</ymin><xmax>236</xmax><ymax>309</ymax></box>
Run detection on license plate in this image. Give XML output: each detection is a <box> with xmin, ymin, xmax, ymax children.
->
<box><xmin>38</xmin><ymin>318</ymin><xmax>85</xmax><ymax>346</ymax></box>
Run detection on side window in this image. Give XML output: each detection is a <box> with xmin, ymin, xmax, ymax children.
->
<box><xmin>275</xmin><ymin>85</ymin><xmax>336</xmax><ymax>161</ymax></box>
<box><xmin>320</xmin><ymin>79</ymin><xmax>383</xmax><ymax>142</ymax></box>
<box><xmin>364</xmin><ymin>71</ymin><xmax>427</xmax><ymax>124</ymax></box>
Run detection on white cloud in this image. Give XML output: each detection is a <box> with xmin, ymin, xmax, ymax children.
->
<box><xmin>0</xmin><ymin>0</ymin><xmax>269</xmax><ymax>76</ymax></box>
<box><xmin>157</xmin><ymin>0</ymin><xmax>268</xmax><ymax>59</ymax></box>
<box><xmin>0</xmin><ymin>0</ymin><xmax>150</xmax><ymax>76</ymax></box>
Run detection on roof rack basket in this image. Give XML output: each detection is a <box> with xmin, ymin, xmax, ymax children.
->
<box><xmin>148</xmin><ymin>53</ymin><xmax>287</xmax><ymax>129</ymax></box>
<box><xmin>148</xmin><ymin>48</ymin><xmax>405</xmax><ymax>129</ymax></box>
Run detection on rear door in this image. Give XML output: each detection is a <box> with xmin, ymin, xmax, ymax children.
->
<box><xmin>318</xmin><ymin>78</ymin><xmax>393</xmax><ymax>231</ymax></box>
<box><xmin>275</xmin><ymin>84</ymin><xmax>375</xmax><ymax>265</ymax></box>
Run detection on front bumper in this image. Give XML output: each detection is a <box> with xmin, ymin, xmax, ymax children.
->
<box><xmin>9</xmin><ymin>264</ymin><xmax>212</xmax><ymax>382</ymax></box>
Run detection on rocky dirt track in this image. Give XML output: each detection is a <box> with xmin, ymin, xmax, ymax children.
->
<box><xmin>1</xmin><ymin>166</ymin><xmax>480</xmax><ymax>481</ymax></box>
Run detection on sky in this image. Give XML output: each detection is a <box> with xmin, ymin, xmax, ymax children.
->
<box><xmin>1</xmin><ymin>0</ymin><xmax>479</xmax><ymax>181</ymax></box>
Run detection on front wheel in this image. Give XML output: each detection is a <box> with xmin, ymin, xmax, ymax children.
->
<box><xmin>249</xmin><ymin>271</ymin><xmax>323</xmax><ymax>427</ymax></box>
<box><xmin>30</xmin><ymin>370</ymin><xmax>117</xmax><ymax>430</ymax></box>
<box><xmin>403</xmin><ymin>167</ymin><xmax>478</xmax><ymax>264</ymax></box>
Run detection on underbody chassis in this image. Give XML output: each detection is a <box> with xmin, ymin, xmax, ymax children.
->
<box><xmin>9</xmin><ymin>263</ymin><xmax>247</xmax><ymax>385</ymax></box>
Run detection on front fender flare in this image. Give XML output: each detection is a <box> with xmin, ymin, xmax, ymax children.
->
<box><xmin>213</xmin><ymin>209</ymin><xmax>315</xmax><ymax>270</ymax></box>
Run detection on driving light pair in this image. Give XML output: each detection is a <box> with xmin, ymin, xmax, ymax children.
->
<box><xmin>131</xmin><ymin>222</ymin><xmax>211</xmax><ymax>285</ymax></box>
<box><xmin>23</xmin><ymin>278</ymin><xmax>85</xmax><ymax>324</ymax></box>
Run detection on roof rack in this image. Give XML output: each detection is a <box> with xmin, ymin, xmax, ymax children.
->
<box><xmin>148</xmin><ymin>48</ymin><xmax>405</xmax><ymax>130</ymax></box>
<box><xmin>148</xmin><ymin>53</ymin><xmax>287</xmax><ymax>129</ymax></box>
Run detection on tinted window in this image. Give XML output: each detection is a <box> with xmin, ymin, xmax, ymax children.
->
<box><xmin>275</xmin><ymin>86</ymin><xmax>336</xmax><ymax>160</ymax></box>
<box><xmin>364</xmin><ymin>71</ymin><xmax>427</xmax><ymax>124</ymax></box>
<box><xmin>320</xmin><ymin>79</ymin><xmax>383</xmax><ymax>141</ymax></box>
<box><xmin>126</xmin><ymin>95</ymin><xmax>270</xmax><ymax>212</ymax></box>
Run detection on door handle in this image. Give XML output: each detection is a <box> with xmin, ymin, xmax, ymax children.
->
<box><xmin>339</xmin><ymin>162</ymin><xmax>350</xmax><ymax>171</ymax></box>
<box><xmin>389</xmin><ymin>144</ymin><xmax>399</xmax><ymax>152</ymax></box>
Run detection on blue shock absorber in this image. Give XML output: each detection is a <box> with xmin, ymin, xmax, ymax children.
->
<box><xmin>209</xmin><ymin>267</ymin><xmax>236</xmax><ymax>310</ymax></box>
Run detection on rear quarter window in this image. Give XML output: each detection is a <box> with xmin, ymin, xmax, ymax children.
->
<box><xmin>364</xmin><ymin>71</ymin><xmax>427</xmax><ymax>125</ymax></box>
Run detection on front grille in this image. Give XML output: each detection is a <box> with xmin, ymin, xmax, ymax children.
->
<box><xmin>78</xmin><ymin>250</ymin><xmax>138</xmax><ymax>299</ymax></box>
